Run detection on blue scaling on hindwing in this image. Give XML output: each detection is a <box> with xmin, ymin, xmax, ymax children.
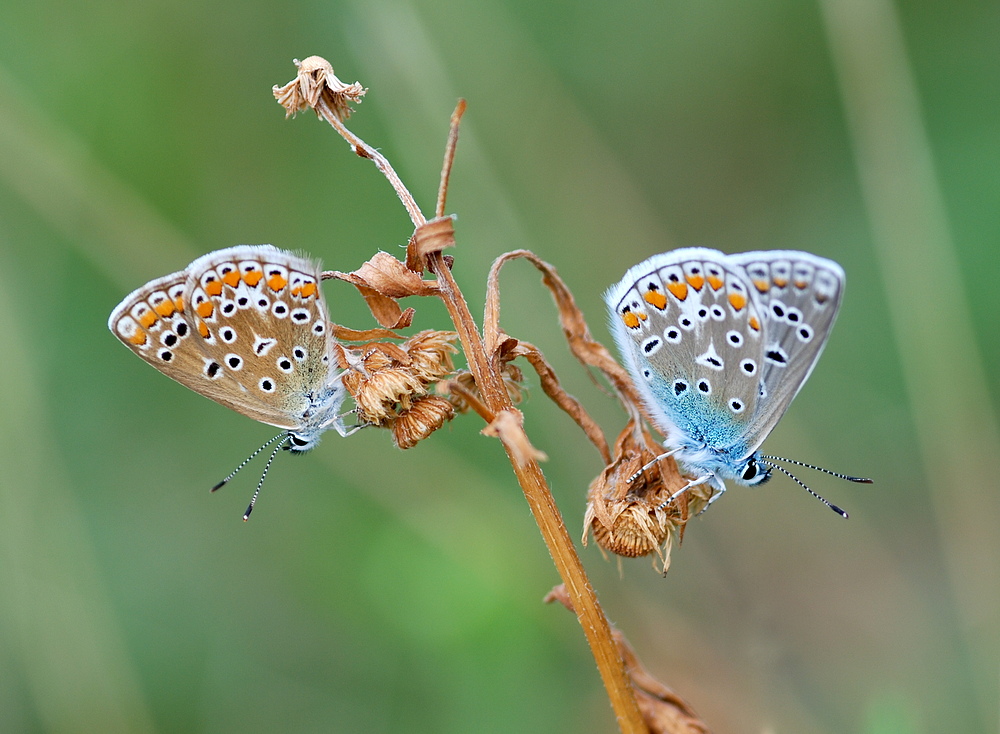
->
<box><xmin>606</xmin><ymin>247</ymin><xmax>845</xmax><ymax>501</ymax></box>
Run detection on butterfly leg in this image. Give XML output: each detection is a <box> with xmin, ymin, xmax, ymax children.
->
<box><xmin>629</xmin><ymin>448</ymin><xmax>682</xmax><ymax>484</ymax></box>
<box><xmin>657</xmin><ymin>474</ymin><xmax>714</xmax><ymax>510</ymax></box>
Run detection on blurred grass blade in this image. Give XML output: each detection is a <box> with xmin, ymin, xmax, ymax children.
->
<box><xmin>820</xmin><ymin>0</ymin><xmax>1000</xmax><ymax>726</ymax></box>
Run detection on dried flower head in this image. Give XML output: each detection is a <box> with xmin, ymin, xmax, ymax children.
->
<box><xmin>402</xmin><ymin>329</ymin><xmax>458</xmax><ymax>383</ymax></box>
<box><xmin>584</xmin><ymin>421</ymin><xmax>711</xmax><ymax>573</ymax></box>
<box><xmin>273</xmin><ymin>56</ymin><xmax>367</xmax><ymax>120</ymax></box>
<box><xmin>340</xmin><ymin>331</ymin><xmax>459</xmax><ymax>446</ymax></box>
<box><xmin>390</xmin><ymin>395</ymin><xmax>456</xmax><ymax>449</ymax></box>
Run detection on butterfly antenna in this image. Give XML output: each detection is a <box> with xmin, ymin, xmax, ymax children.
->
<box><xmin>243</xmin><ymin>435</ymin><xmax>290</xmax><ymax>521</ymax></box>
<box><xmin>211</xmin><ymin>432</ymin><xmax>288</xmax><ymax>492</ymax></box>
<box><xmin>760</xmin><ymin>460</ymin><xmax>848</xmax><ymax>518</ymax></box>
<box><xmin>760</xmin><ymin>455</ymin><xmax>872</xmax><ymax>484</ymax></box>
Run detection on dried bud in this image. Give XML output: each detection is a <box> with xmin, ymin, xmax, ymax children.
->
<box><xmin>350</xmin><ymin>367</ymin><xmax>425</xmax><ymax>425</ymax></box>
<box><xmin>584</xmin><ymin>421</ymin><xmax>711</xmax><ymax>573</ymax></box>
<box><xmin>273</xmin><ymin>56</ymin><xmax>367</xmax><ymax>119</ymax></box>
<box><xmin>390</xmin><ymin>395</ymin><xmax>455</xmax><ymax>449</ymax></box>
<box><xmin>402</xmin><ymin>330</ymin><xmax>458</xmax><ymax>383</ymax></box>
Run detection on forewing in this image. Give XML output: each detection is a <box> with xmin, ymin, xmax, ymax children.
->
<box><xmin>605</xmin><ymin>248</ymin><xmax>767</xmax><ymax>449</ymax></box>
<box><xmin>108</xmin><ymin>269</ymin><xmax>232</xmax><ymax>406</ymax></box>
<box><xmin>730</xmin><ymin>250</ymin><xmax>844</xmax><ymax>451</ymax></box>
<box><xmin>182</xmin><ymin>245</ymin><xmax>337</xmax><ymax>429</ymax></box>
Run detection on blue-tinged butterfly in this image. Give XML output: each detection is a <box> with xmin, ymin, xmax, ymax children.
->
<box><xmin>606</xmin><ymin>248</ymin><xmax>869</xmax><ymax>515</ymax></box>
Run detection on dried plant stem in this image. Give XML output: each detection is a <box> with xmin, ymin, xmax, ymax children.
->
<box><xmin>315</xmin><ymin>96</ymin><xmax>647</xmax><ymax>732</ymax></box>
<box><xmin>315</xmin><ymin>98</ymin><xmax>424</xmax><ymax>227</ymax></box>
<box><xmin>429</xmin><ymin>251</ymin><xmax>647</xmax><ymax>733</ymax></box>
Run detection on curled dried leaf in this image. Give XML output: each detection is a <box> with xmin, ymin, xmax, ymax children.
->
<box><xmin>390</xmin><ymin>395</ymin><xmax>456</xmax><ymax>449</ymax></box>
<box><xmin>273</xmin><ymin>56</ymin><xmax>367</xmax><ymax>120</ymax></box>
<box><xmin>326</xmin><ymin>252</ymin><xmax>438</xmax><ymax>328</ymax></box>
<box><xmin>406</xmin><ymin>215</ymin><xmax>456</xmax><ymax>272</ymax></box>
<box><xmin>583</xmin><ymin>420</ymin><xmax>710</xmax><ymax>573</ymax></box>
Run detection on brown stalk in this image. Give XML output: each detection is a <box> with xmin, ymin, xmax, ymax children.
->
<box><xmin>283</xmin><ymin>60</ymin><xmax>648</xmax><ymax>732</ymax></box>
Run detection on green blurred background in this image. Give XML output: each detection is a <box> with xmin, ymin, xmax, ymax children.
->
<box><xmin>1</xmin><ymin>0</ymin><xmax>997</xmax><ymax>732</ymax></box>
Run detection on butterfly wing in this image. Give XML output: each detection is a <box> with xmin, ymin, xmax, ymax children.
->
<box><xmin>728</xmin><ymin>250</ymin><xmax>844</xmax><ymax>453</ymax></box>
<box><xmin>605</xmin><ymin>248</ymin><xmax>768</xmax><ymax>457</ymax></box>
<box><xmin>109</xmin><ymin>246</ymin><xmax>342</xmax><ymax>431</ymax></box>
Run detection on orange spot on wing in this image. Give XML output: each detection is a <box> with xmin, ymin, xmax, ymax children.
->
<box><xmin>174</xmin><ymin>296</ymin><xmax>184</xmax><ymax>313</ymax></box>
<box><xmin>707</xmin><ymin>275</ymin><xmax>724</xmax><ymax>291</ymax></box>
<box><xmin>794</xmin><ymin>280</ymin><xmax>808</xmax><ymax>289</ymax></box>
<box><xmin>773</xmin><ymin>277</ymin><xmax>787</xmax><ymax>288</ymax></box>
<box><xmin>204</xmin><ymin>279</ymin><xmax>223</xmax><ymax>297</ymax></box>
<box><xmin>644</xmin><ymin>290</ymin><xmax>667</xmax><ymax>310</ymax></box>
<box><xmin>748</xmin><ymin>315</ymin><xmax>761</xmax><ymax>331</ymax></box>
<box><xmin>196</xmin><ymin>301</ymin><xmax>214</xmax><ymax>318</ymax></box>
<box><xmin>299</xmin><ymin>281</ymin><xmax>317</xmax><ymax>298</ymax></box>
<box><xmin>667</xmin><ymin>282</ymin><xmax>688</xmax><ymax>301</ymax></box>
<box><xmin>138</xmin><ymin>310</ymin><xmax>158</xmax><ymax>329</ymax></box>
<box><xmin>728</xmin><ymin>292</ymin><xmax>747</xmax><ymax>311</ymax></box>
<box><xmin>267</xmin><ymin>274</ymin><xmax>287</xmax><ymax>292</ymax></box>
<box><xmin>242</xmin><ymin>270</ymin><xmax>263</xmax><ymax>287</ymax></box>
<box><xmin>128</xmin><ymin>330</ymin><xmax>148</xmax><ymax>346</ymax></box>
<box><xmin>154</xmin><ymin>299</ymin><xmax>175</xmax><ymax>318</ymax></box>
<box><xmin>198</xmin><ymin>321</ymin><xmax>210</xmax><ymax>338</ymax></box>
<box><xmin>686</xmin><ymin>274</ymin><xmax>705</xmax><ymax>290</ymax></box>
<box><xmin>622</xmin><ymin>312</ymin><xmax>641</xmax><ymax>329</ymax></box>
<box><xmin>221</xmin><ymin>269</ymin><xmax>240</xmax><ymax>287</ymax></box>
<box><xmin>753</xmin><ymin>279</ymin><xmax>769</xmax><ymax>293</ymax></box>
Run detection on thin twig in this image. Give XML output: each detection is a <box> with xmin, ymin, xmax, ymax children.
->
<box><xmin>315</xmin><ymin>97</ymin><xmax>425</xmax><ymax>227</ymax></box>
<box><xmin>436</xmin><ymin>100</ymin><xmax>466</xmax><ymax>218</ymax></box>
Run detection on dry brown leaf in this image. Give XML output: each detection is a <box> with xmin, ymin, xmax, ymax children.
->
<box><xmin>406</xmin><ymin>215</ymin><xmax>456</xmax><ymax>272</ymax></box>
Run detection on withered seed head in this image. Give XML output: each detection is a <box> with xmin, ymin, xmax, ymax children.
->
<box><xmin>390</xmin><ymin>395</ymin><xmax>456</xmax><ymax>449</ymax></box>
<box><xmin>351</xmin><ymin>368</ymin><xmax>425</xmax><ymax>425</ymax></box>
<box><xmin>273</xmin><ymin>56</ymin><xmax>367</xmax><ymax>120</ymax></box>
<box><xmin>402</xmin><ymin>330</ymin><xmax>458</xmax><ymax>383</ymax></box>
<box><xmin>584</xmin><ymin>422</ymin><xmax>711</xmax><ymax>573</ymax></box>
<box><xmin>340</xmin><ymin>331</ymin><xmax>459</xmax><ymax>446</ymax></box>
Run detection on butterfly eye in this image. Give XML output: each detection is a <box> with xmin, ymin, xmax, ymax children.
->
<box><xmin>742</xmin><ymin>461</ymin><xmax>758</xmax><ymax>481</ymax></box>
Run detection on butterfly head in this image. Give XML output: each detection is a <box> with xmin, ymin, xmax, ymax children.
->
<box><xmin>286</xmin><ymin>432</ymin><xmax>318</xmax><ymax>454</ymax></box>
<box><xmin>737</xmin><ymin>455</ymin><xmax>772</xmax><ymax>486</ymax></box>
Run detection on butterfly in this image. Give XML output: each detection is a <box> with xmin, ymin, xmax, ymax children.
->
<box><xmin>606</xmin><ymin>248</ymin><xmax>867</xmax><ymax>514</ymax></box>
<box><xmin>108</xmin><ymin>245</ymin><xmax>350</xmax><ymax>517</ymax></box>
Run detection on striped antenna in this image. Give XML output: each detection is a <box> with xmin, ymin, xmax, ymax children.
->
<box><xmin>759</xmin><ymin>460</ymin><xmax>849</xmax><ymax>518</ymax></box>
<box><xmin>211</xmin><ymin>432</ymin><xmax>289</xmax><ymax>492</ymax></box>
<box><xmin>760</xmin><ymin>455</ymin><xmax>872</xmax><ymax>484</ymax></box>
<box><xmin>243</xmin><ymin>436</ymin><xmax>290</xmax><ymax>521</ymax></box>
